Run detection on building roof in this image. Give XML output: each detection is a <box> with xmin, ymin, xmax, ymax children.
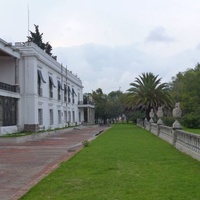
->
<box><xmin>0</xmin><ymin>38</ymin><xmax>20</xmax><ymax>58</ymax></box>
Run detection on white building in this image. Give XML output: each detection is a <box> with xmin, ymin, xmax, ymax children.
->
<box><xmin>0</xmin><ymin>39</ymin><xmax>94</xmax><ymax>135</ymax></box>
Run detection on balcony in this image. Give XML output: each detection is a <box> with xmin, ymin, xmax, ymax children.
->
<box><xmin>0</xmin><ymin>82</ymin><xmax>20</xmax><ymax>93</ymax></box>
<box><xmin>78</xmin><ymin>101</ymin><xmax>95</xmax><ymax>108</ymax></box>
<box><xmin>78</xmin><ymin>101</ymin><xmax>95</xmax><ymax>105</ymax></box>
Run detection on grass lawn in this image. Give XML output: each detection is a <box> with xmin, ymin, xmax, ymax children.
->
<box><xmin>183</xmin><ymin>127</ymin><xmax>200</xmax><ymax>135</ymax></box>
<box><xmin>21</xmin><ymin>124</ymin><xmax>200</xmax><ymax>200</ymax></box>
<box><xmin>0</xmin><ymin>132</ymin><xmax>33</xmax><ymax>138</ymax></box>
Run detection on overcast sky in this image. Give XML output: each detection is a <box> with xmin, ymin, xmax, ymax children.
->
<box><xmin>1</xmin><ymin>0</ymin><xmax>200</xmax><ymax>93</ymax></box>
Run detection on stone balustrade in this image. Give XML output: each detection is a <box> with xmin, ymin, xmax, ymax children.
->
<box><xmin>175</xmin><ymin>129</ymin><xmax>200</xmax><ymax>160</ymax></box>
<box><xmin>137</xmin><ymin>120</ymin><xmax>200</xmax><ymax>161</ymax></box>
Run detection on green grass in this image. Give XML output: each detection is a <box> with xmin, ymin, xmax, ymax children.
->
<box><xmin>20</xmin><ymin>124</ymin><xmax>200</xmax><ymax>200</ymax></box>
<box><xmin>0</xmin><ymin>126</ymin><xmax>74</xmax><ymax>138</ymax></box>
<box><xmin>0</xmin><ymin>132</ymin><xmax>34</xmax><ymax>138</ymax></box>
<box><xmin>183</xmin><ymin>127</ymin><xmax>200</xmax><ymax>135</ymax></box>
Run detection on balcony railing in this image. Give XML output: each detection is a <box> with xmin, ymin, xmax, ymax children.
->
<box><xmin>78</xmin><ymin>101</ymin><xmax>95</xmax><ymax>105</ymax></box>
<box><xmin>0</xmin><ymin>82</ymin><xmax>20</xmax><ymax>93</ymax></box>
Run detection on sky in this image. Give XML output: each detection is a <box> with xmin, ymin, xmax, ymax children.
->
<box><xmin>1</xmin><ymin>0</ymin><xmax>200</xmax><ymax>93</ymax></box>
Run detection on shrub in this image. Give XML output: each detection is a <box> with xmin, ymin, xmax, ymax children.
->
<box><xmin>181</xmin><ymin>113</ymin><xmax>200</xmax><ymax>128</ymax></box>
<box><xmin>82</xmin><ymin>140</ymin><xmax>90</xmax><ymax>147</ymax></box>
<box><xmin>129</xmin><ymin>111</ymin><xmax>145</xmax><ymax>124</ymax></box>
<box><xmin>162</xmin><ymin>116</ymin><xmax>175</xmax><ymax>127</ymax></box>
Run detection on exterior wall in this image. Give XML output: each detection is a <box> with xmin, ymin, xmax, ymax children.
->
<box><xmin>0</xmin><ymin>39</ymin><xmax>86</xmax><ymax>134</ymax></box>
<box><xmin>15</xmin><ymin>42</ymin><xmax>84</xmax><ymax>132</ymax></box>
<box><xmin>0</xmin><ymin>39</ymin><xmax>21</xmax><ymax>135</ymax></box>
<box><xmin>0</xmin><ymin>57</ymin><xmax>16</xmax><ymax>85</ymax></box>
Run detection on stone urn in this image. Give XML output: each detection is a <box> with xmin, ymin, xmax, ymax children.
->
<box><xmin>172</xmin><ymin>102</ymin><xmax>182</xmax><ymax>129</ymax></box>
<box><xmin>157</xmin><ymin>106</ymin><xmax>163</xmax><ymax>125</ymax></box>
<box><xmin>149</xmin><ymin>109</ymin><xmax>154</xmax><ymax>123</ymax></box>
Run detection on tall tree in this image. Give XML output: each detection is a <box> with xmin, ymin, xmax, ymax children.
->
<box><xmin>107</xmin><ymin>90</ymin><xmax>125</xmax><ymax>120</ymax></box>
<box><xmin>127</xmin><ymin>72</ymin><xmax>174</xmax><ymax>119</ymax></box>
<box><xmin>92</xmin><ymin>88</ymin><xmax>108</xmax><ymax>123</ymax></box>
<box><xmin>45</xmin><ymin>42</ymin><xmax>52</xmax><ymax>56</ymax></box>
<box><xmin>27</xmin><ymin>24</ymin><xmax>54</xmax><ymax>57</ymax></box>
<box><xmin>170</xmin><ymin>63</ymin><xmax>200</xmax><ymax>115</ymax></box>
<box><xmin>28</xmin><ymin>24</ymin><xmax>45</xmax><ymax>50</ymax></box>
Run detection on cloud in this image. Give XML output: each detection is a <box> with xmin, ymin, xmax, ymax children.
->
<box><xmin>146</xmin><ymin>26</ymin><xmax>175</xmax><ymax>43</ymax></box>
<box><xmin>53</xmin><ymin>42</ymin><xmax>200</xmax><ymax>94</ymax></box>
<box><xmin>53</xmin><ymin>43</ymin><xmax>161</xmax><ymax>93</ymax></box>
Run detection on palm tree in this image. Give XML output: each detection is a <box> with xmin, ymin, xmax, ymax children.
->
<box><xmin>127</xmin><ymin>72</ymin><xmax>174</xmax><ymax>120</ymax></box>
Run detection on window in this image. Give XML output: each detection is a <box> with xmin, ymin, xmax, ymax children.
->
<box><xmin>0</xmin><ymin>96</ymin><xmax>17</xmax><ymax>126</ymax></box>
<box><xmin>64</xmin><ymin>84</ymin><xmax>67</xmax><ymax>102</ymax></box>
<box><xmin>49</xmin><ymin>109</ymin><xmax>54</xmax><ymax>125</ymax></box>
<box><xmin>57</xmin><ymin>80</ymin><xmax>63</xmax><ymax>101</ymax></box>
<box><xmin>64</xmin><ymin>110</ymin><xmax>67</xmax><ymax>122</ymax></box>
<box><xmin>38</xmin><ymin>109</ymin><xmax>43</xmax><ymax>125</ymax></box>
<box><xmin>38</xmin><ymin>73</ymin><xmax>42</xmax><ymax>96</ymax></box>
<box><xmin>72</xmin><ymin>111</ymin><xmax>75</xmax><ymax>123</ymax></box>
<box><xmin>79</xmin><ymin>112</ymin><xmax>81</xmax><ymax>123</ymax></box>
<box><xmin>72</xmin><ymin>88</ymin><xmax>77</xmax><ymax>104</ymax></box>
<box><xmin>49</xmin><ymin>76</ymin><xmax>56</xmax><ymax>98</ymax></box>
<box><xmin>58</xmin><ymin>88</ymin><xmax>61</xmax><ymax>101</ymax></box>
<box><xmin>68</xmin><ymin>111</ymin><xmax>71</xmax><ymax>123</ymax></box>
<box><xmin>68</xmin><ymin>86</ymin><xmax>71</xmax><ymax>102</ymax></box>
<box><xmin>78</xmin><ymin>93</ymin><xmax>80</xmax><ymax>102</ymax></box>
<box><xmin>72</xmin><ymin>91</ymin><xmax>74</xmax><ymax>104</ymax></box>
<box><xmin>58</xmin><ymin>110</ymin><xmax>61</xmax><ymax>124</ymax></box>
<box><xmin>37</xmin><ymin>70</ymin><xmax>46</xmax><ymax>96</ymax></box>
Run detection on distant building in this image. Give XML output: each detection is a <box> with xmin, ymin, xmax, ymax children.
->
<box><xmin>0</xmin><ymin>39</ymin><xmax>94</xmax><ymax>135</ymax></box>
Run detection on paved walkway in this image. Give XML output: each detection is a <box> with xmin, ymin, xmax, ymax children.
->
<box><xmin>0</xmin><ymin>125</ymin><xmax>110</xmax><ymax>200</ymax></box>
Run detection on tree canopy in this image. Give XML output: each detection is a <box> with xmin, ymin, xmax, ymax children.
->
<box><xmin>127</xmin><ymin>72</ymin><xmax>174</xmax><ymax>119</ymax></box>
<box><xmin>27</xmin><ymin>24</ymin><xmax>56</xmax><ymax>59</ymax></box>
<box><xmin>170</xmin><ymin>63</ymin><xmax>200</xmax><ymax>127</ymax></box>
<box><xmin>91</xmin><ymin>88</ymin><xmax>126</xmax><ymax>123</ymax></box>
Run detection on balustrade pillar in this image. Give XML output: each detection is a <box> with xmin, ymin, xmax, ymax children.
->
<box><xmin>172</xmin><ymin>102</ymin><xmax>182</xmax><ymax>146</ymax></box>
<box><xmin>172</xmin><ymin>128</ymin><xmax>178</xmax><ymax>146</ymax></box>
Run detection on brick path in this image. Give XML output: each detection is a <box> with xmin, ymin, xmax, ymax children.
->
<box><xmin>0</xmin><ymin>125</ymin><xmax>109</xmax><ymax>200</ymax></box>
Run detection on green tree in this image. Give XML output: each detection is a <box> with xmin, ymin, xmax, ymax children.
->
<box><xmin>107</xmin><ymin>90</ymin><xmax>125</xmax><ymax>121</ymax></box>
<box><xmin>45</xmin><ymin>42</ymin><xmax>52</xmax><ymax>56</ymax></box>
<box><xmin>170</xmin><ymin>63</ymin><xmax>200</xmax><ymax>127</ymax></box>
<box><xmin>91</xmin><ymin>89</ymin><xmax>126</xmax><ymax>124</ymax></box>
<box><xmin>92</xmin><ymin>88</ymin><xmax>108</xmax><ymax>124</ymax></box>
<box><xmin>28</xmin><ymin>24</ymin><xmax>45</xmax><ymax>50</ymax></box>
<box><xmin>127</xmin><ymin>72</ymin><xmax>174</xmax><ymax>120</ymax></box>
<box><xmin>27</xmin><ymin>24</ymin><xmax>55</xmax><ymax>58</ymax></box>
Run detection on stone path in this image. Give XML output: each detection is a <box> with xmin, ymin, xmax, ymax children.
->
<box><xmin>0</xmin><ymin>126</ymin><xmax>109</xmax><ymax>200</ymax></box>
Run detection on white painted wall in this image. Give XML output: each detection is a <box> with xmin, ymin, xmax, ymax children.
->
<box><xmin>0</xmin><ymin>57</ymin><xmax>16</xmax><ymax>85</ymax></box>
<box><xmin>0</xmin><ymin>40</ymin><xmax>85</xmax><ymax>134</ymax></box>
<box><xmin>16</xmin><ymin>42</ymin><xmax>84</xmax><ymax>131</ymax></box>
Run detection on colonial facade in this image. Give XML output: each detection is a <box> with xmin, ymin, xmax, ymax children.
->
<box><xmin>0</xmin><ymin>39</ymin><xmax>94</xmax><ymax>135</ymax></box>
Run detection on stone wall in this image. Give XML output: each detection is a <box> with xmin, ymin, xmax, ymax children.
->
<box><xmin>137</xmin><ymin>120</ymin><xmax>200</xmax><ymax>161</ymax></box>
